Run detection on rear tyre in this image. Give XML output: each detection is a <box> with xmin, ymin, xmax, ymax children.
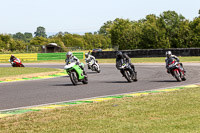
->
<box><xmin>124</xmin><ymin>70</ymin><xmax>132</xmax><ymax>83</ymax></box>
<box><xmin>132</xmin><ymin>72</ymin><xmax>138</xmax><ymax>82</ymax></box>
<box><xmin>96</xmin><ymin>67</ymin><xmax>101</xmax><ymax>73</ymax></box>
<box><xmin>69</xmin><ymin>71</ymin><xmax>78</xmax><ymax>85</ymax></box>
<box><xmin>96</xmin><ymin>64</ymin><xmax>100</xmax><ymax>73</ymax></box>
<box><xmin>181</xmin><ymin>74</ymin><xmax>186</xmax><ymax>81</ymax></box>
<box><xmin>174</xmin><ymin>70</ymin><xmax>181</xmax><ymax>82</ymax></box>
<box><xmin>82</xmin><ymin>75</ymin><xmax>88</xmax><ymax>84</ymax></box>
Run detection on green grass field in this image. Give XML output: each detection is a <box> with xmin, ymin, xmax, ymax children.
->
<box><xmin>0</xmin><ymin>67</ymin><xmax>60</xmax><ymax>78</ymax></box>
<box><xmin>0</xmin><ymin>87</ymin><xmax>200</xmax><ymax>133</ymax></box>
<box><xmin>98</xmin><ymin>56</ymin><xmax>200</xmax><ymax>63</ymax></box>
<box><xmin>1</xmin><ymin>56</ymin><xmax>199</xmax><ymax>64</ymax></box>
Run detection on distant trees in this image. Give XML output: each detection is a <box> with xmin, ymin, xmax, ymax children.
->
<box><xmin>110</xmin><ymin>18</ymin><xmax>133</xmax><ymax>50</ymax></box>
<box><xmin>34</xmin><ymin>26</ymin><xmax>47</xmax><ymax>38</ymax></box>
<box><xmin>189</xmin><ymin>17</ymin><xmax>200</xmax><ymax>47</ymax></box>
<box><xmin>12</xmin><ymin>32</ymin><xmax>33</xmax><ymax>42</ymax></box>
<box><xmin>24</xmin><ymin>32</ymin><xmax>33</xmax><ymax>42</ymax></box>
<box><xmin>98</xmin><ymin>21</ymin><xmax>113</xmax><ymax>37</ymax></box>
<box><xmin>0</xmin><ymin>34</ymin><xmax>11</xmax><ymax>50</ymax></box>
<box><xmin>0</xmin><ymin>10</ymin><xmax>200</xmax><ymax>53</ymax></box>
<box><xmin>108</xmin><ymin>10</ymin><xmax>200</xmax><ymax>50</ymax></box>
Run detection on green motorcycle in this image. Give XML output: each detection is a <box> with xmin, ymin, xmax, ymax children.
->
<box><xmin>64</xmin><ymin>62</ymin><xmax>88</xmax><ymax>85</ymax></box>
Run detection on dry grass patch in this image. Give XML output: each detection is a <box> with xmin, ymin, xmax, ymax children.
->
<box><xmin>0</xmin><ymin>87</ymin><xmax>200</xmax><ymax>132</ymax></box>
<box><xmin>0</xmin><ymin>67</ymin><xmax>62</xmax><ymax>80</ymax></box>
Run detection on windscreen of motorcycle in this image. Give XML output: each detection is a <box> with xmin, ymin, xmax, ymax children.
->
<box><xmin>64</xmin><ymin>62</ymin><xmax>76</xmax><ymax>69</ymax></box>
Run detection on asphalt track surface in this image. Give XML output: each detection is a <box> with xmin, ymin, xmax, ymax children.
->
<box><xmin>0</xmin><ymin>63</ymin><xmax>200</xmax><ymax>110</ymax></box>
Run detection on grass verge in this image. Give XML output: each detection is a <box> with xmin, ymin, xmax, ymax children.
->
<box><xmin>1</xmin><ymin>56</ymin><xmax>198</xmax><ymax>64</ymax></box>
<box><xmin>0</xmin><ymin>87</ymin><xmax>200</xmax><ymax>133</ymax></box>
<box><xmin>0</xmin><ymin>67</ymin><xmax>61</xmax><ymax>78</ymax></box>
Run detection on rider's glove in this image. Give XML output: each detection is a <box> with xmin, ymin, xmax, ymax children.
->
<box><xmin>76</xmin><ymin>62</ymin><xmax>80</xmax><ymax>65</ymax></box>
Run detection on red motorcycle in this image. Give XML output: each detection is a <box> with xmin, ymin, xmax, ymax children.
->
<box><xmin>10</xmin><ymin>58</ymin><xmax>25</xmax><ymax>67</ymax></box>
<box><xmin>167</xmin><ymin>59</ymin><xmax>186</xmax><ymax>82</ymax></box>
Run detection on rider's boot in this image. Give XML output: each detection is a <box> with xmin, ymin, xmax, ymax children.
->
<box><xmin>132</xmin><ymin>71</ymin><xmax>138</xmax><ymax>81</ymax></box>
<box><xmin>184</xmin><ymin>69</ymin><xmax>186</xmax><ymax>73</ymax></box>
<box><xmin>83</xmin><ymin>70</ymin><xmax>87</xmax><ymax>77</ymax></box>
<box><xmin>120</xmin><ymin>70</ymin><xmax>125</xmax><ymax>77</ymax></box>
<box><xmin>180</xmin><ymin>63</ymin><xmax>186</xmax><ymax>73</ymax></box>
<box><xmin>88</xmin><ymin>65</ymin><xmax>91</xmax><ymax>69</ymax></box>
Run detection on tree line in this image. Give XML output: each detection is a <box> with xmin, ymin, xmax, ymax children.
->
<box><xmin>0</xmin><ymin>10</ymin><xmax>200</xmax><ymax>53</ymax></box>
<box><xmin>0</xmin><ymin>26</ymin><xmax>111</xmax><ymax>53</ymax></box>
<box><xmin>100</xmin><ymin>10</ymin><xmax>200</xmax><ymax>50</ymax></box>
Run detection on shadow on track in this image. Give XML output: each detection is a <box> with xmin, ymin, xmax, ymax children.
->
<box><xmin>104</xmin><ymin>81</ymin><xmax>130</xmax><ymax>83</ymax></box>
<box><xmin>86</xmin><ymin>72</ymin><xmax>99</xmax><ymax>74</ymax></box>
<box><xmin>52</xmin><ymin>84</ymin><xmax>76</xmax><ymax>86</ymax></box>
<box><xmin>150</xmin><ymin>80</ymin><xmax>177</xmax><ymax>82</ymax></box>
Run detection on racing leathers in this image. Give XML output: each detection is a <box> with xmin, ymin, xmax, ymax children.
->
<box><xmin>10</xmin><ymin>56</ymin><xmax>20</xmax><ymax>67</ymax></box>
<box><xmin>85</xmin><ymin>54</ymin><xmax>96</xmax><ymax>69</ymax></box>
<box><xmin>116</xmin><ymin>53</ymin><xmax>136</xmax><ymax>77</ymax></box>
<box><xmin>165</xmin><ymin>55</ymin><xmax>185</xmax><ymax>73</ymax></box>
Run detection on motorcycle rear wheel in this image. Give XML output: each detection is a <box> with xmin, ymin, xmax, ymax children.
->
<box><xmin>181</xmin><ymin>74</ymin><xmax>186</xmax><ymax>81</ymax></box>
<box><xmin>82</xmin><ymin>75</ymin><xmax>88</xmax><ymax>84</ymax></box>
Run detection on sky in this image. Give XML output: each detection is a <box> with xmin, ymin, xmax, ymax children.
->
<box><xmin>0</xmin><ymin>0</ymin><xmax>199</xmax><ymax>35</ymax></box>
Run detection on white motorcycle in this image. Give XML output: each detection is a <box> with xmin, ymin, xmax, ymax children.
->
<box><xmin>86</xmin><ymin>59</ymin><xmax>100</xmax><ymax>73</ymax></box>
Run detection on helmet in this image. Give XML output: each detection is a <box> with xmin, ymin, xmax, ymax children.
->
<box><xmin>85</xmin><ymin>53</ymin><xmax>89</xmax><ymax>58</ymax></box>
<box><xmin>116</xmin><ymin>51</ymin><xmax>123</xmax><ymax>58</ymax></box>
<box><xmin>10</xmin><ymin>55</ymin><xmax>16</xmax><ymax>59</ymax></box>
<box><xmin>166</xmin><ymin>51</ymin><xmax>172</xmax><ymax>58</ymax></box>
<box><xmin>66</xmin><ymin>51</ymin><xmax>72</xmax><ymax>59</ymax></box>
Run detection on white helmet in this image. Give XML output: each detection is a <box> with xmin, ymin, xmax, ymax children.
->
<box><xmin>166</xmin><ymin>51</ymin><xmax>172</xmax><ymax>58</ymax></box>
<box><xmin>85</xmin><ymin>53</ymin><xmax>89</xmax><ymax>58</ymax></box>
<box><xmin>66</xmin><ymin>51</ymin><xmax>72</xmax><ymax>59</ymax></box>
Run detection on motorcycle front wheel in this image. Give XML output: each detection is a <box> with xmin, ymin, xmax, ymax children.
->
<box><xmin>95</xmin><ymin>65</ymin><xmax>100</xmax><ymax>73</ymax></box>
<box><xmin>69</xmin><ymin>71</ymin><xmax>79</xmax><ymax>85</ymax></box>
<box><xmin>174</xmin><ymin>70</ymin><xmax>181</xmax><ymax>82</ymax></box>
<box><xmin>20</xmin><ymin>64</ymin><xmax>25</xmax><ymax>67</ymax></box>
<box><xmin>124</xmin><ymin>70</ymin><xmax>132</xmax><ymax>82</ymax></box>
<box><xmin>95</xmin><ymin>64</ymin><xmax>100</xmax><ymax>73</ymax></box>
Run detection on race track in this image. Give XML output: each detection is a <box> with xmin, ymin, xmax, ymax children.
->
<box><xmin>0</xmin><ymin>63</ymin><xmax>200</xmax><ymax>110</ymax></box>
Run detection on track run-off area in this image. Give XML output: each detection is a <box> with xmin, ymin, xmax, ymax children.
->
<box><xmin>0</xmin><ymin>63</ymin><xmax>200</xmax><ymax>111</ymax></box>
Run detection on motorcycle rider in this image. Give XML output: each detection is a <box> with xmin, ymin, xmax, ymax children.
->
<box><xmin>10</xmin><ymin>55</ymin><xmax>20</xmax><ymax>67</ymax></box>
<box><xmin>165</xmin><ymin>51</ymin><xmax>185</xmax><ymax>73</ymax></box>
<box><xmin>65</xmin><ymin>51</ymin><xmax>86</xmax><ymax>75</ymax></box>
<box><xmin>85</xmin><ymin>52</ymin><xmax>97</xmax><ymax>69</ymax></box>
<box><xmin>116</xmin><ymin>51</ymin><xmax>137</xmax><ymax>81</ymax></box>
